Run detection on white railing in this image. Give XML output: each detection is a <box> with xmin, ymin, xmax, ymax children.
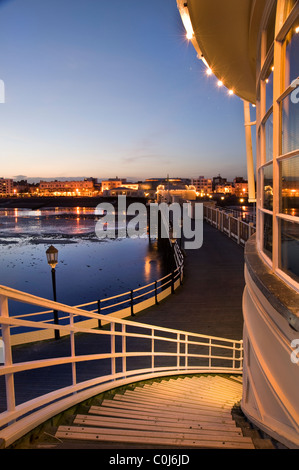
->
<box><xmin>0</xmin><ymin>283</ymin><xmax>243</xmax><ymax>447</ymax></box>
<box><xmin>204</xmin><ymin>204</ymin><xmax>256</xmax><ymax>246</ymax></box>
<box><xmin>4</xmin><ymin>240</ymin><xmax>184</xmax><ymax>346</ymax></box>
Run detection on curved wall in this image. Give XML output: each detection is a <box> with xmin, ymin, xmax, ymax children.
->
<box><xmin>242</xmin><ymin>236</ymin><xmax>299</xmax><ymax>448</ymax></box>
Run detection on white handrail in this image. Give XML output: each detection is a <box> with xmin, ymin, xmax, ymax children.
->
<box><xmin>203</xmin><ymin>204</ymin><xmax>256</xmax><ymax>246</ymax></box>
<box><xmin>7</xmin><ymin>243</ymin><xmax>184</xmax><ymax>333</ymax></box>
<box><xmin>0</xmin><ymin>283</ymin><xmax>243</xmax><ymax>447</ymax></box>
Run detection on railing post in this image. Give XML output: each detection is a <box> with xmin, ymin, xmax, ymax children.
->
<box><xmin>0</xmin><ymin>295</ymin><xmax>16</xmax><ymax>417</ymax></box>
<box><xmin>69</xmin><ymin>312</ymin><xmax>77</xmax><ymax>389</ymax></box>
<box><xmin>237</xmin><ymin>217</ymin><xmax>241</xmax><ymax>244</ymax></box>
<box><xmin>177</xmin><ymin>333</ymin><xmax>180</xmax><ymax>370</ymax></box>
<box><xmin>130</xmin><ymin>290</ymin><xmax>135</xmax><ymax>316</ymax></box>
<box><xmin>111</xmin><ymin>322</ymin><xmax>115</xmax><ymax>378</ymax></box>
<box><xmin>151</xmin><ymin>329</ymin><xmax>155</xmax><ymax>371</ymax></box>
<box><xmin>122</xmin><ymin>324</ymin><xmax>126</xmax><ymax>377</ymax></box>
<box><xmin>209</xmin><ymin>338</ymin><xmax>212</xmax><ymax>369</ymax></box>
<box><xmin>171</xmin><ymin>270</ymin><xmax>175</xmax><ymax>294</ymax></box>
<box><xmin>228</xmin><ymin>213</ymin><xmax>232</xmax><ymax>238</ymax></box>
<box><xmin>97</xmin><ymin>300</ymin><xmax>102</xmax><ymax>328</ymax></box>
<box><xmin>155</xmin><ymin>281</ymin><xmax>159</xmax><ymax>305</ymax></box>
<box><xmin>233</xmin><ymin>341</ymin><xmax>236</xmax><ymax>370</ymax></box>
<box><xmin>185</xmin><ymin>334</ymin><xmax>188</xmax><ymax>369</ymax></box>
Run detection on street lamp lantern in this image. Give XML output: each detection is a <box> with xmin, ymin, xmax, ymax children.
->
<box><xmin>46</xmin><ymin>245</ymin><xmax>60</xmax><ymax>340</ymax></box>
<box><xmin>46</xmin><ymin>245</ymin><xmax>58</xmax><ymax>269</ymax></box>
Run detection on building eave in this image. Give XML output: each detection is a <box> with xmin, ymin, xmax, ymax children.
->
<box><xmin>177</xmin><ymin>0</ymin><xmax>267</xmax><ymax>104</ymax></box>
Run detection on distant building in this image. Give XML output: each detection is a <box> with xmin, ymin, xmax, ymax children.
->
<box><xmin>191</xmin><ymin>176</ymin><xmax>212</xmax><ymax>195</ymax></box>
<box><xmin>156</xmin><ymin>184</ymin><xmax>197</xmax><ymax>203</ymax></box>
<box><xmin>101</xmin><ymin>178</ymin><xmax>126</xmax><ymax>191</ymax></box>
<box><xmin>212</xmin><ymin>174</ymin><xmax>227</xmax><ymax>191</ymax></box>
<box><xmin>233</xmin><ymin>178</ymin><xmax>248</xmax><ymax>197</ymax></box>
<box><xmin>102</xmin><ymin>186</ymin><xmax>145</xmax><ymax>198</ymax></box>
<box><xmin>0</xmin><ymin>178</ymin><xmax>14</xmax><ymax>196</ymax></box>
<box><xmin>215</xmin><ymin>183</ymin><xmax>234</xmax><ymax>194</ymax></box>
<box><xmin>38</xmin><ymin>179</ymin><xmax>96</xmax><ymax>196</ymax></box>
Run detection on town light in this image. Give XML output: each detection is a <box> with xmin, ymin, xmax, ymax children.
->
<box><xmin>46</xmin><ymin>245</ymin><xmax>58</xmax><ymax>269</ymax></box>
<box><xmin>46</xmin><ymin>245</ymin><xmax>60</xmax><ymax>340</ymax></box>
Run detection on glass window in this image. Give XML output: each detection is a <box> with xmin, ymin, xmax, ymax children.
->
<box><xmin>280</xmin><ymin>219</ymin><xmax>299</xmax><ymax>281</ymax></box>
<box><xmin>266</xmin><ymin>68</ymin><xmax>274</xmax><ymax>111</ymax></box>
<box><xmin>263</xmin><ymin>164</ymin><xmax>273</xmax><ymax>210</ymax></box>
<box><xmin>281</xmin><ymin>84</ymin><xmax>299</xmax><ymax>154</ymax></box>
<box><xmin>265</xmin><ymin>112</ymin><xmax>273</xmax><ymax>161</ymax></box>
<box><xmin>263</xmin><ymin>212</ymin><xmax>273</xmax><ymax>258</ymax></box>
<box><xmin>280</xmin><ymin>154</ymin><xmax>299</xmax><ymax>216</ymax></box>
<box><xmin>285</xmin><ymin>26</ymin><xmax>299</xmax><ymax>87</ymax></box>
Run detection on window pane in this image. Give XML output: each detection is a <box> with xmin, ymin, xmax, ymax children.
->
<box><xmin>263</xmin><ymin>212</ymin><xmax>273</xmax><ymax>258</ymax></box>
<box><xmin>280</xmin><ymin>154</ymin><xmax>299</xmax><ymax>216</ymax></box>
<box><xmin>280</xmin><ymin>219</ymin><xmax>299</xmax><ymax>281</ymax></box>
<box><xmin>282</xmin><ymin>85</ymin><xmax>299</xmax><ymax>154</ymax></box>
<box><xmin>266</xmin><ymin>69</ymin><xmax>273</xmax><ymax>111</ymax></box>
<box><xmin>265</xmin><ymin>112</ymin><xmax>273</xmax><ymax>162</ymax></box>
<box><xmin>285</xmin><ymin>26</ymin><xmax>299</xmax><ymax>87</ymax></box>
<box><xmin>263</xmin><ymin>164</ymin><xmax>273</xmax><ymax>210</ymax></box>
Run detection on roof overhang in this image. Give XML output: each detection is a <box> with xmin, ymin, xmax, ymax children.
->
<box><xmin>177</xmin><ymin>0</ymin><xmax>267</xmax><ymax>104</ymax></box>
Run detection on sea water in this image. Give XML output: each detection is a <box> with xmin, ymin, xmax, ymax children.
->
<box><xmin>0</xmin><ymin>207</ymin><xmax>167</xmax><ymax>320</ymax></box>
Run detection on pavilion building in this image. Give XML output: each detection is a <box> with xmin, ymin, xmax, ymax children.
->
<box><xmin>177</xmin><ymin>0</ymin><xmax>299</xmax><ymax>448</ymax></box>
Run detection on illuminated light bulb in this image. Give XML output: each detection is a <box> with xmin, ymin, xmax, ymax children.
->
<box><xmin>295</xmin><ymin>26</ymin><xmax>299</xmax><ymax>33</ymax></box>
<box><xmin>228</xmin><ymin>89</ymin><xmax>234</xmax><ymax>95</ymax></box>
<box><xmin>206</xmin><ymin>67</ymin><xmax>212</xmax><ymax>75</ymax></box>
<box><xmin>217</xmin><ymin>80</ymin><xmax>223</xmax><ymax>87</ymax></box>
<box><xmin>271</xmin><ymin>66</ymin><xmax>274</xmax><ymax>71</ymax></box>
<box><xmin>186</xmin><ymin>32</ymin><xmax>193</xmax><ymax>40</ymax></box>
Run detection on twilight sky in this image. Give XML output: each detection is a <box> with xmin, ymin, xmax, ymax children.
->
<box><xmin>0</xmin><ymin>0</ymin><xmax>256</xmax><ymax>182</ymax></box>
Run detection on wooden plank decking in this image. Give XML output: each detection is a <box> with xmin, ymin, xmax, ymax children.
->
<box><xmin>55</xmin><ymin>375</ymin><xmax>255</xmax><ymax>449</ymax></box>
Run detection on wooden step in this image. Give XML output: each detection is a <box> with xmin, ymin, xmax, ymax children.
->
<box><xmin>55</xmin><ymin>374</ymin><xmax>254</xmax><ymax>449</ymax></box>
<box><xmin>56</xmin><ymin>425</ymin><xmax>255</xmax><ymax>449</ymax></box>
<box><xmin>82</xmin><ymin>410</ymin><xmax>239</xmax><ymax>431</ymax></box>
<box><xmin>99</xmin><ymin>399</ymin><xmax>236</xmax><ymax>420</ymax></box>
<box><xmin>133</xmin><ymin>384</ymin><xmax>241</xmax><ymax>404</ymax></box>
<box><xmin>73</xmin><ymin>414</ymin><xmax>244</xmax><ymax>437</ymax></box>
<box><xmin>89</xmin><ymin>405</ymin><xmax>237</xmax><ymax>426</ymax></box>
<box><xmin>146</xmin><ymin>378</ymin><xmax>242</xmax><ymax>396</ymax></box>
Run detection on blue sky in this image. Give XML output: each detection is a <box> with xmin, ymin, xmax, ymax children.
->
<box><xmin>0</xmin><ymin>0</ymin><xmax>255</xmax><ymax>182</ymax></box>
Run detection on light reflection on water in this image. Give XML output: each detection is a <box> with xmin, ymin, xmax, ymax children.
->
<box><xmin>0</xmin><ymin>207</ymin><xmax>167</xmax><ymax>317</ymax></box>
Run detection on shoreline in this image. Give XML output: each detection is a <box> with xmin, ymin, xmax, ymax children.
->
<box><xmin>0</xmin><ymin>196</ymin><xmax>147</xmax><ymax>209</ymax></box>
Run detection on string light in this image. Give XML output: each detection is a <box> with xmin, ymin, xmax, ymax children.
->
<box><xmin>206</xmin><ymin>67</ymin><xmax>212</xmax><ymax>75</ymax></box>
<box><xmin>228</xmin><ymin>89</ymin><xmax>234</xmax><ymax>95</ymax></box>
<box><xmin>217</xmin><ymin>80</ymin><xmax>223</xmax><ymax>87</ymax></box>
<box><xmin>295</xmin><ymin>26</ymin><xmax>299</xmax><ymax>33</ymax></box>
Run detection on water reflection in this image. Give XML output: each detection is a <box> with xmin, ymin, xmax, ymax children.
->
<box><xmin>0</xmin><ymin>207</ymin><xmax>168</xmax><ymax>316</ymax></box>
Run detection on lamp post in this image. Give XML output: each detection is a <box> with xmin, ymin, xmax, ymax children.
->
<box><xmin>46</xmin><ymin>245</ymin><xmax>60</xmax><ymax>340</ymax></box>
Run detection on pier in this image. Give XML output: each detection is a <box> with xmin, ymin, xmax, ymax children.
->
<box><xmin>0</xmin><ymin>218</ymin><xmax>279</xmax><ymax>449</ymax></box>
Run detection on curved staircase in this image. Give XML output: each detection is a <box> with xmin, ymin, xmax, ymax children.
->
<box><xmin>54</xmin><ymin>375</ymin><xmax>256</xmax><ymax>449</ymax></box>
